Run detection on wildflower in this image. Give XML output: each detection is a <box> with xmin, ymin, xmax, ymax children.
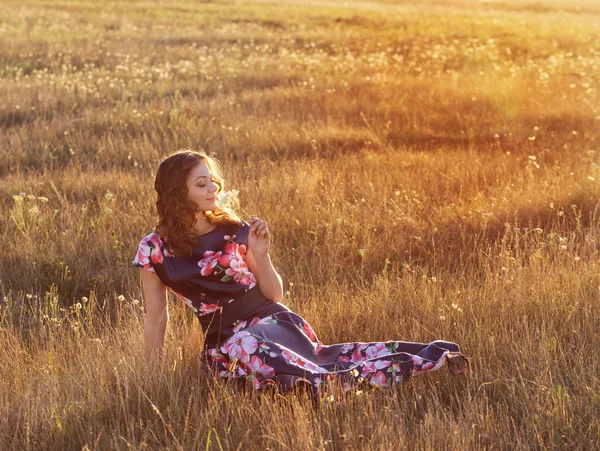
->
<box><xmin>358</xmin><ymin>249</ymin><xmax>367</xmax><ymax>258</ymax></box>
<box><xmin>117</xmin><ymin>295</ymin><xmax>125</xmax><ymax>301</ymax></box>
<box><xmin>217</xmin><ymin>190</ymin><xmax>239</xmax><ymax>208</ymax></box>
<box><xmin>104</xmin><ymin>193</ymin><xmax>114</xmax><ymax>201</ymax></box>
<box><xmin>38</xmin><ymin>196</ymin><xmax>49</xmax><ymax>202</ymax></box>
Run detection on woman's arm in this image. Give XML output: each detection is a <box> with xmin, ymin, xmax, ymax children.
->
<box><xmin>140</xmin><ymin>268</ymin><xmax>168</xmax><ymax>361</ymax></box>
<box><xmin>246</xmin><ymin>248</ymin><xmax>283</xmax><ymax>302</ymax></box>
<box><xmin>245</xmin><ymin>217</ymin><xmax>284</xmax><ymax>302</ymax></box>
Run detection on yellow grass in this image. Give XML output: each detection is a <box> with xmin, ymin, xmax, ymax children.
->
<box><xmin>0</xmin><ymin>0</ymin><xmax>599</xmax><ymax>448</ymax></box>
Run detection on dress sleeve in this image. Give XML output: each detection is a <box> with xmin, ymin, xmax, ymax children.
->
<box><xmin>132</xmin><ymin>232</ymin><xmax>164</xmax><ymax>274</ymax></box>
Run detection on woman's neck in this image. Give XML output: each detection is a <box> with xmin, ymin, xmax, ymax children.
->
<box><xmin>192</xmin><ymin>214</ymin><xmax>216</xmax><ymax>235</ymax></box>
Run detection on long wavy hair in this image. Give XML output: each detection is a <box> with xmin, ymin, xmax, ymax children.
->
<box><xmin>154</xmin><ymin>150</ymin><xmax>243</xmax><ymax>257</ymax></box>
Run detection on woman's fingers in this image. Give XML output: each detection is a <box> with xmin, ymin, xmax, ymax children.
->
<box><xmin>249</xmin><ymin>218</ymin><xmax>270</xmax><ymax>238</ymax></box>
<box><xmin>256</xmin><ymin>222</ymin><xmax>269</xmax><ymax>237</ymax></box>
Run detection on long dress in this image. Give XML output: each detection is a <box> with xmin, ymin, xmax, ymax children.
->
<box><xmin>133</xmin><ymin>221</ymin><xmax>468</xmax><ymax>398</ymax></box>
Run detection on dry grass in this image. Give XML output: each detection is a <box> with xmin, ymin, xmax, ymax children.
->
<box><xmin>0</xmin><ymin>0</ymin><xmax>599</xmax><ymax>449</ymax></box>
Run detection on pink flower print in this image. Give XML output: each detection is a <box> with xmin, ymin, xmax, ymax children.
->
<box><xmin>391</xmin><ymin>362</ymin><xmax>403</xmax><ymax>374</ymax></box>
<box><xmin>338</xmin><ymin>355</ymin><xmax>351</xmax><ymax>362</ymax></box>
<box><xmin>281</xmin><ymin>349</ymin><xmax>300</xmax><ymax>365</ymax></box>
<box><xmin>340</xmin><ymin>343</ymin><xmax>354</xmax><ymax>354</ymax></box>
<box><xmin>247</xmin><ymin>315</ymin><xmax>275</xmax><ymax>328</ymax></box>
<box><xmin>365</xmin><ymin>343</ymin><xmax>392</xmax><ymax>360</ymax></box>
<box><xmin>303</xmin><ymin>322</ymin><xmax>317</xmax><ymax>342</ymax></box>
<box><xmin>221</xmin><ymin>331</ymin><xmax>258</xmax><ymax>363</ymax></box>
<box><xmin>224</xmin><ymin>242</ymin><xmax>242</xmax><ymax>258</ymax></box>
<box><xmin>224</xmin><ymin>234</ymin><xmax>236</xmax><ymax>241</ymax></box>
<box><xmin>248</xmin><ymin>375</ymin><xmax>261</xmax><ymax>390</ymax></box>
<box><xmin>147</xmin><ymin>233</ymin><xmax>164</xmax><ymax>264</ymax></box>
<box><xmin>246</xmin><ymin>356</ymin><xmax>275</xmax><ymax>378</ymax></box>
<box><xmin>412</xmin><ymin>355</ymin><xmax>446</xmax><ymax>376</ymax></box>
<box><xmin>281</xmin><ymin>349</ymin><xmax>328</xmax><ymax>374</ymax></box>
<box><xmin>198</xmin><ymin>303</ymin><xmax>220</xmax><ymax>316</ymax></box>
<box><xmin>218</xmin><ymin>253</ymin><xmax>233</xmax><ymax>267</ymax></box>
<box><xmin>198</xmin><ymin>251</ymin><xmax>222</xmax><ymax>276</ymax></box>
<box><xmin>259</xmin><ymin>343</ymin><xmax>277</xmax><ymax>358</ymax></box>
<box><xmin>369</xmin><ymin>371</ymin><xmax>389</xmax><ymax>387</ymax></box>
<box><xmin>233</xmin><ymin>362</ymin><xmax>250</xmax><ymax>378</ymax></box>
<box><xmin>174</xmin><ymin>292</ymin><xmax>197</xmax><ymax>313</ymax></box>
<box><xmin>133</xmin><ymin>240</ymin><xmax>155</xmax><ymax>273</ymax></box>
<box><xmin>360</xmin><ymin>359</ymin><xmax>391</xmax><ymax>377</ymax></box>
<box><xmin>411</xmin><ymin>355</ymin><xmax>424</xmax><ymax>366</ymax></box>
<box><xmin>225</xmin><ymin>242</ymin><xmax>246</xmax><ymax>257</ymax></box>
<box><xmin>208</xmin><ymin>348</ymin><xmax>229</xmax><ymax>367</ymax></box>
<box><xmin>225</xmin><ymin>259</ymin><xmax>257</xmax><ymax>288</ymax></box>
<box><xmin>421</xmin><ymin>361</ymin><xmax>435</xmax><ymax>371</ymax></box>
<box><xmin>314</xmin><ymin>343</ymin><xmax>325</xmax><ymax>355</ymax></box>
<box><xmin>232</xmin><ymin>320</ymin><xmax>247</xmax><ymax>333</ymax></box>
<box><xmin>350</xmin><ymin>344</ymin><xmax>370</xmax><ymax>364</ymax></box>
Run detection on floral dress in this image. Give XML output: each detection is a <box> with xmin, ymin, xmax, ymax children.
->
<box><xmin>133</xmin><ymin>221</ymin><xmax>468</xmax><ymax>398</ymax></box>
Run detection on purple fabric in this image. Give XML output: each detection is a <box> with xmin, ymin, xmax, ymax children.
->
<box><xmin>133</xmin><ymin>222</ymin><xmax>465</xmax><ymax>397</ymax></box>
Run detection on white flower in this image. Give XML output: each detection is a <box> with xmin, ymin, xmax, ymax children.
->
<box><xmin>217</xmin><ymin>190</ymin><xmax>239</xmax><ymax>208</ymax></box>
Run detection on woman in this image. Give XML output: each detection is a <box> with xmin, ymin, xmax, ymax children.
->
<box><xmin>133</xmin><ymin>150</ymin><xmax>468</xmax><ymax>398</ymax></box>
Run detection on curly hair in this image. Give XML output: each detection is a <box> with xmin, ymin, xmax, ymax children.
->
<box><xmin>154</xmin><ymin>150</ymin><xmax>243</xmax><ymax>257</ymax></box>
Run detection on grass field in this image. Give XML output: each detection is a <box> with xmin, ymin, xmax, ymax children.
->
<box><xmin>1</xmin><ymin>0</ymin><xmax>599</xmax><ymax>449</ymax></box>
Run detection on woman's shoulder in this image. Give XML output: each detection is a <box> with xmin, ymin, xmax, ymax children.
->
<box><xmin>133</xmin><ymin>230</ymin><xmax>170</xmax><ymax>272</ymax></box>
<box><xmin>137</xmin><ymin>230</ymin><xmax>165</xmax><ymax>247</ymax></box>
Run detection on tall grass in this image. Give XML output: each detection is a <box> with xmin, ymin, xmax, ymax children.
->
<box><xmin>0</xmin><ymin>0</ymin><xmax>599</xmax><ymax>448</ymax></box>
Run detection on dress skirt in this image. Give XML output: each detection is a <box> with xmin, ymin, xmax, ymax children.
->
<box><xmin>200</xmin><ymin>301</ymin><xmax>469</xmax><ymax>398</ymax></box>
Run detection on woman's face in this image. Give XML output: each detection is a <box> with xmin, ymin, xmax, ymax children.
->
<box><xmin>186</xmin><ymin>161</ymin><xmax>218</xmax><ymax>212</ymax></box>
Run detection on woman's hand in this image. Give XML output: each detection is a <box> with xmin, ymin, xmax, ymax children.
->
<box><xmin>248</xmin><ymin>216</ymin><xmax>270</xmax><ymax>260</ymax></box>
<box><xmin>246</xmin><ymin>216</ymin><xmax>283</xmax><ymax>302</ymax></box>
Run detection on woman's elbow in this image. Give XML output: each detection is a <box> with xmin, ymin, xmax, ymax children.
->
<box><xmin>270</xmin><ymin>293</ymin><xmax>283</xmax><ymax>303</ymax></box>
<box><xmin>268</xmin><ymin>287</ymin><xmax>284</xmax><ymax>303</ymax></box>
<box><xmin>259</xmin><ymin>285</ymin><xmax>283</xmax><ymax>303</ymax></box>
